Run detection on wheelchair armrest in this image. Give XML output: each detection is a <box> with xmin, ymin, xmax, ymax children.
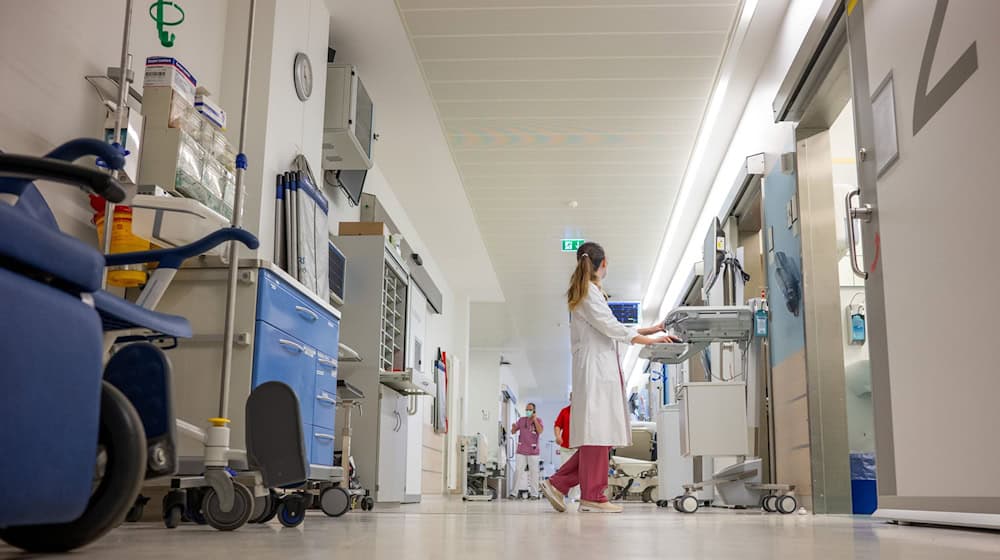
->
<box><xmin>105</xmin><ymin>228</ymin><xmax>260</xmax><ymax>269</ymax></box>
<box><xmin>0</xmin><ymin>154</ymin><xmax>126</xmax><ymax>202</ymax></box>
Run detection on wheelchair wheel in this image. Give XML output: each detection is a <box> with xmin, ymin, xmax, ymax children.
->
<box><xmin>0</xmin><ymin>382</ymin><xmax>146</xmax><ymax>553</ymax></box>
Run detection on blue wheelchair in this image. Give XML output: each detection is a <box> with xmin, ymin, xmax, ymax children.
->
<box><xmin>0</xmin><ymin>139</ymin><xmax>273</xmax><ymax>552</ymax></box>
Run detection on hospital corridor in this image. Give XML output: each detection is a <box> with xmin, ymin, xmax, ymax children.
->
<box><xmin>1</xmin><ymin>0</ymin><xmax>999</xmax><ymax>558</ymax></box>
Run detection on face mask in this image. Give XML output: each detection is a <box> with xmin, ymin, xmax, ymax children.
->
<box><xmin>525</xmin><ymin>410</ymin><xmax>534</xmax><ymax>417</ymax></box>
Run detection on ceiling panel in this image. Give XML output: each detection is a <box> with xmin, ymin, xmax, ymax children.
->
<box><xmin>403</xmin><ymin>6</ymin><xmax>735</xmax><ymax>35</ymax></box>
<box><xmin>400</xmin><ymin>0</ymin><xmax>738</xmax><ymax>8</ymax></box>
<box><xmin>446</xmin><ymin>117</ymin><xmax>700</xmax><ymax>135</ymax></box>
<box><xmin>423</xmin><ymin>57</ymin><xmax>718</xmax><ymax>82</ymax></box>
<box><xmin>413</xmin><ymin>33</ymin><xmax>728</xmax><ymax>60</ymax></box>
<box><xmin>430</xmin><ymin>78</ymin><xmax>712</xmax><ymax>101</ymax></box>
<box><xmin>437</xmin><ymin>98</ymin><xmax>708</xmax><ymax>119</ymax></box>
<box><xmin>395</xmin><ymin>0</ymin><xmax>740</xmax><ymax>397</ymax></box>
<box><xmin>463</xmin><ymin>173</ymin><xmax>681</xmax><ymax>189</ymax></box>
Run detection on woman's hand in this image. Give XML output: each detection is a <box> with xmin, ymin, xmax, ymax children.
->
<box><xmin>636</xmin><ymin>322</ymin><xmax>668</xmax><ymax>336</ymax></box>
<box><xmin>632</xmin><ymin>334</ymin><xmax>682</xmax><ymax>345</ymax></box>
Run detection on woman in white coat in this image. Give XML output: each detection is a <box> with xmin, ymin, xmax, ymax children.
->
<box><xmin>540</xmin><ymin>241</ymin><xmax>678</xmax><ymax>513</ymax></box>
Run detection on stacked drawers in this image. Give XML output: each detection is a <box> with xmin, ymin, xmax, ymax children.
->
<box><xmin>251</xmin><ymin>270</ymin><xmax>340</xmax><ymax>469</ymax></box>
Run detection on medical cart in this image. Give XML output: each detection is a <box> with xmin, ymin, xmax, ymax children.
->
<box><xmin>642</xmin><ymin>306</ymin><xmax>797</xmax><ymax>514</ymax></box>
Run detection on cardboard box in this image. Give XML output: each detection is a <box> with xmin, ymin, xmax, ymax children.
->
<box><xmin>195</xmin><ymin>95</ymin><xmax>227</xmax><ymax>129</ymax></box>
<box><xmin>338</xmin><ymin>222</ymin><xmax>388</xmax><ymax>237</ymax></box>
<box><xmin>144</xmin><ymin>56</ymin><xmax>197</xmax><ymax>103</ymax></box>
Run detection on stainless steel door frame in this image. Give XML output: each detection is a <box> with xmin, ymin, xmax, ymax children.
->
<box><xmin>772</xmin><ymin>2</ymin><xmax>856</xmax><ymax>514</ymax></box>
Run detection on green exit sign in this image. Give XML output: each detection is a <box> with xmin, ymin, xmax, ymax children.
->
<box><xmin>561</xmin><ymin>239</ymin><xmax>585</xmax><ymax>252</ymax></box>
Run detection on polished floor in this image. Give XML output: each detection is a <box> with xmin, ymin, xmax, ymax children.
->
<box><xmin>3</xmin><ymin>497</ymin><xmax>999</xmax><ymax>559</ymax></box>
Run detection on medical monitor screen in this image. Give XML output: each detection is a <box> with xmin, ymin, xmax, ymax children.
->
<box><xmin>608</xmin><ymin>301</ymin><xmax>640</xmax><ymax>325</ymax></box>
<box><xmin>337</xmin><ymin>168</ymin><xmax>367</xmax><ymax>206</ymax></box>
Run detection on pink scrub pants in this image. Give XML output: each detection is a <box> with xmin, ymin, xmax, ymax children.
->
<box><xmin>547</xmin><ymin>445</ymin><xmax>610</xmax><ymax>502</ymax></box>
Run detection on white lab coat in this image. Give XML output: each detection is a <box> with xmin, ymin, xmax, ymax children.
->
<box><xmin>568</xmin><ymin>282</ymin><xmax>637</xmax><ymax>449</ymax></box>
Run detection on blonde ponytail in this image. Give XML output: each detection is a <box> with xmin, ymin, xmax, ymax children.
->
<box><xmin>567</xmin><ymin>241</ymin><xmax>606</xmax><ymax>311</ymax></box>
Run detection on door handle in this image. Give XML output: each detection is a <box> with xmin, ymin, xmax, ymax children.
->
<box><xmin>393</xmin><ymin>411</ymin><xmax>401</xmax><ymax>432</ymax></box>
<box><xmin>314</xmin><ymin>432</ymin><xmax>335</xmax><ymax>441</ymax></box>
<box><xmin>278</xmin><ymin>339</ymin><xmax>305</xmax><ymax>353</ymax></box>
<box><xmin>845</xmin><ymin>188</ymin><xmax>872</xmax><ymax>280</ymax></box>
<box><xmin>316</xmin><ymin>394</ymin><xmax>336</xmax><ymax>405</ymax></box>
<box><xmin>317</xmin><ymin>356</ymin><xmax>338</xmax><ymax>369</ymax></box>
<box><xmin>295</xmin><ymin>305</ymin><xmax>319</xmax><ymax>322</ymax></box>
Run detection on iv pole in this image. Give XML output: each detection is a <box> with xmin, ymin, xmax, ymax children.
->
<box><xmin>101</xmin><ymin>0</ymin><xmax>135</xmax><ymax>289</ymax></box>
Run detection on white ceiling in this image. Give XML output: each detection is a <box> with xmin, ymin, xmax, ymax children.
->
<box><xmin>396</xmin><ymin>0</ymin><xmax>743</xmax><ymax>397</ymax></box>
<box><xmin>326</xmin><ymin>0</ymin><xmax>505</xmax><ymax>304</ymax></box>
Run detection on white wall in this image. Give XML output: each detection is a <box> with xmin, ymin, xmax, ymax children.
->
<box><xmin>0</xmin><ymin>0</ymin><xmax>230</xmax><ymax>239</ymax></box>
<box><xmin>218</xmin><ymin>0</ymin><xmax>330</xmax><ymax>263</ymax></box>
<box><xmin>499</xmin><ymin>363</ymin><xmax>519</xmax><ymax>401</ymax></box>
<box><xmin>466</xmin><ymin>349</ymin><xmax>501</xmax><ymax>463</ymax></box>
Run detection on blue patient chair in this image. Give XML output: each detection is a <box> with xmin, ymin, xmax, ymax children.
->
<box><xmin>0</xmin><ymin>139</ymin><xmax>258</xmax><ymax>553</ymax></box>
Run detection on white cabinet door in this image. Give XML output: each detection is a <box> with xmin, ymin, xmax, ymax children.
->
<box><xmin>377</xmin><ymin>387</ymin><xmax>404</xmax><ymax>503</ymax></box>
<box><xmin>395</xmin><ymin>394</ymin><xmax>410</xmax><ymax>498</ymax></box>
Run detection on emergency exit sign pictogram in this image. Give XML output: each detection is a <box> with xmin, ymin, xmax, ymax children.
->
<box><xmin>561</xmin><ymin>239</ymin><xmax>584</xmax><ymax>252</ymax></box>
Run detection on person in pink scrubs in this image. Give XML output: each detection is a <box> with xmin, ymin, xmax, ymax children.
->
<box><xmin>511</xmin><ymin>402</ymin><xmax>543</xmax><ymax>499</ymax></box>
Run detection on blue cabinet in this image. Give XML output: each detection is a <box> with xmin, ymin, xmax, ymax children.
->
<box><xmin>251</xmin><ymin>321</ymin><xmax>316</xmax><ymax>433</ymax></box>
<box><xmin>251</xmin><ymin>269</ymin><xmax>339</xmax><ymax>471</ymax></box>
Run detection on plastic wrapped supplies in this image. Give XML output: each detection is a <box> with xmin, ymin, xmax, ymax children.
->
<box><xmin>175</xmin><ymin>131</ymin><xmax>207</xmax><ymax>203</ymax></box>
<box><xmin>166</xmin><ymin>115</ymin><xmax>236</xmax><ymax>219</ymax></box>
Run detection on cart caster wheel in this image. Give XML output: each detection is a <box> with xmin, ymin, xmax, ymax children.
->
<box><xmin>656</xmin><ymin>500</ymin><xmax>667</xmax><ymax>508</ymax></box>
<box><xmin>761</xmin><ymin>495</ymin><xmax>778</xmax><ymax>513</ymax></box>
<box><xmin>202</xmin><ymin>482</ymin><xmax>254</xmax><ymax>531</ymax></box>
<box><xmin>184</xmin><ymin>488</ymin><xmax>207</xmax><ymax>525</ymax></box>
<box><xmin>249</xmin><ymin>490</ymin><xmax>274</xmax><ymax>523</ymax></box>
<box><xmin>0</xmin><ymin>383</ymin><xmax>147</xmax><ymax>553</ymax></box>
<box><xmin>320</xmin><ymin>487</ymin><xmax>351</xmax><ymax>518</ymax></box>
<box><xmin>256</xmin><ymin>491</ymin><xmax>280</xmax><ymax>524</ymax></box>
<box><xmin>126</xmin><ymin>495</ymin><xmax>149</xmax><ymax>523</ymax></box>
<box><xmin>163</xmin><ymin>506</ymin><xmax>183</xmax><ymax>529</ymax></box>
<box><xmin>677</xmin><ymin>495</ymin><xmax>699</xmax><ymax>514</ymax></box>
<box><xmin>776</xmin><ymin>495</ymin><xmax>798</xmax><ymax>515</ymax></box>
<box><xmin>641</xmin><ymin>486</ymin><xmax>656</xmax><ymax>504</ymax></box>
<box><xmin>361</xmin><ymin>497</ymin><xmax>375</xmax><ymax>511</ymax></box>
<box><xmin>278</xmin><ymin>496</ymin><xmax>307</xmax><ymax>528</ymax></box>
